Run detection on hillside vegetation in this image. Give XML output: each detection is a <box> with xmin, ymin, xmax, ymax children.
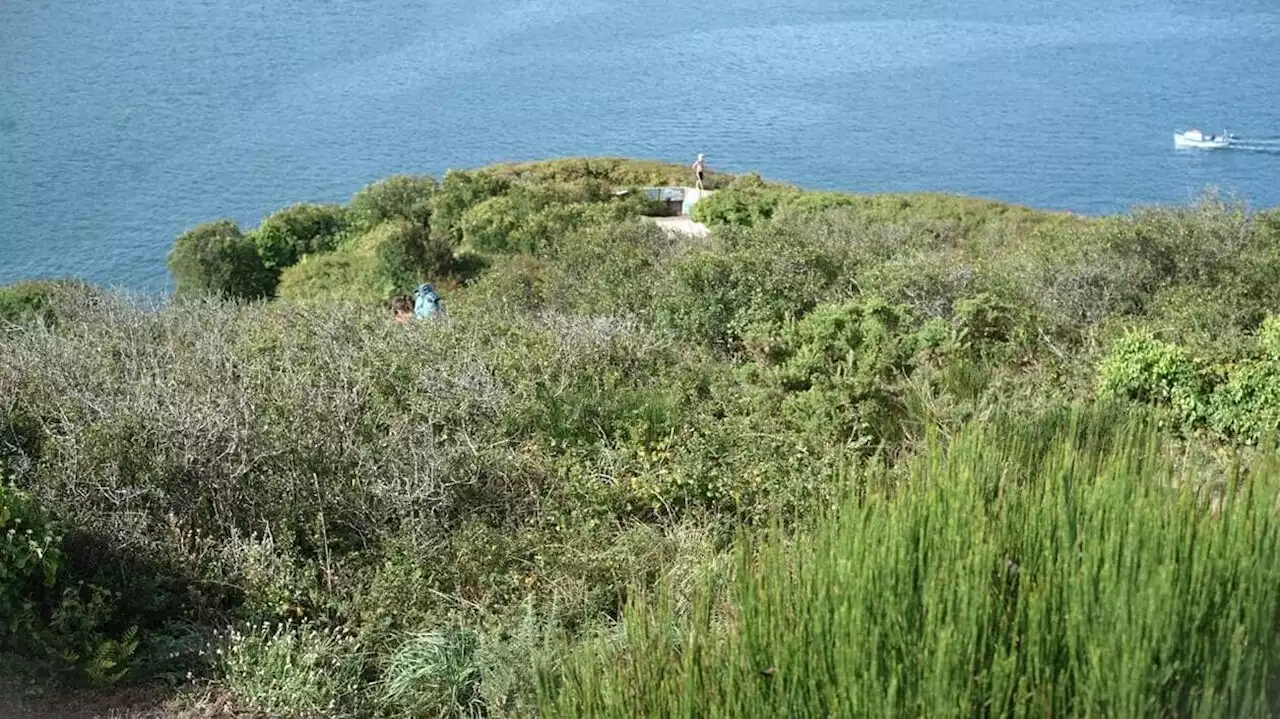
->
<box><xmin>3</xmin><ymin>158</ymin><xmax>1280</xmax><ymax>717</ymax></box>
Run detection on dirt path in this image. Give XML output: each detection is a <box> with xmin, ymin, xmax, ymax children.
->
<box><xmin>0</xmin><ymin>679</ymin><xmax>238</xmax><ymax>719</ymax></box>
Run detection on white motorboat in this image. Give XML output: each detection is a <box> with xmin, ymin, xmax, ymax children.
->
<box><xmin>1174</xmin><ymin>128</ymin><xmax>1234</xmax><ymax>149</ymax></box>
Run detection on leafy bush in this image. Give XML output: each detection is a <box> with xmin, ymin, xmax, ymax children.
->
<box><xmin>0</xmin><ymin>484</ymin><xmax>140</xmax><ymax>686</ymax></box>
<box><xmin>486</xmin><ymin>157</ymin><xmax>730</xmax><ymax>190</ymax></box>
<box><xmin>1207</xmin><ymin>359</ymin><xmax>1280</xmax><ymax>443</ymax></box>
<box><xmin>349</xmin><ymin>174</ymin><xmax>438</xmax><ymax>230</ymax></box>
<box><xmin>0</xmin><ymin>279</ymin><xmax>92</xmax><ymax>331</ymax></box>
<box><xmin>951</xmin><ymin>291</ymin><xmax>1032</xmax><ymax>359</ymax></box>
<box><xmin>744</xmin><ymin>298</ymin><xmax>918</xmax><ymax>445</ymax></box>
<box><xmin>278</xmin><ymin>220</ymin><xmax>452</xmax><ymax>301</ymax></box>
<box><xmin>276</xmin><ymin>250</ymin><xmax>375</xmax><ymax>302</ymax></box>
<box><xmin>1097</xmin><ymin>333</ymin><xmax>1213</xmax><ymax>426</ymax></box>
<box><xmin>167</xmin><ymin>220</ymin><xmax>276</xmax><ymax>300</ymax></box>
<box><xmin>461</xmin><ymin>195</ymin><xmax>534</xmax><ymax>254</ymax></box>
<box><xmin>690</xmin><ymin>184</ymin><xmax>792</xmax><ymax>227</ymax></box>
<box><xmin>513</xmin><ymin>201</ymin><xmax>643</xmax><ymax>257</ymax></box>
<box><xmin>430</xmin><ymin>171</ymin><xmax>513</xmax><ymax>248</ymax></box>
<box><xmin>252</xmin><ymin>203</ymin><xmax>351</xmax><ymax>271</ymax></box>
<box><xmin>1260</xmin><ymin>315</ymin><xmax>1280</xmax><ymax>359</ymax></box>
<box><xmin>1</xmin><ymin>483</ymin><xmax>62</xmax><ymax>628</ymax></box>
<box><xmin>655</xmin><ymin>223</ymin><xmax>853</xmax><ymax>352</ymax></box>
<box><xmin>1095</xmin><ymin>320</ymin><xmax>1280</xmax><ymax>443</ymax></box>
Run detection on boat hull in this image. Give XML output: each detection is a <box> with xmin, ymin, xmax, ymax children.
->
<box><xmin>1174</xmin><ymin>133</ymin><xmax>1230</xmax><ymax>149</ymax></box>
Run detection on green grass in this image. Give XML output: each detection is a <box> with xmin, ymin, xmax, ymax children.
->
<box><xmin>541</xmin><ymin>409</ymin><xmax>1280</xmax><ymax>717</ymax></box>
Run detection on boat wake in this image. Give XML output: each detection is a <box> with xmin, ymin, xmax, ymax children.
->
<box><xmin>1228</xmin><ymin>144</ymin><xmax>1280</xmax><ymax>154</ymax></box>
<box><xmin>1228</xmin><ymin>136</ymin><xmax>1280</xmax><ymax>153</ymax></box>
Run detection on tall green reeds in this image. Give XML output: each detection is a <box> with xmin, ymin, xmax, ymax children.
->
<box><xmin>541</xmin><ymin>410</ymin><xmax>1280</xmax><ymax>717</ymax></box>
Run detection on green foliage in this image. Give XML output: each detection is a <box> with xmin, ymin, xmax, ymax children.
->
<box><xmin>252</xmin><ymin>202</ymin><xmax>351</xmax><ymax>271</ymax></box>
<box><xmin>1260</xmin><ymin>315</ymin><xmax>1280</xmax><ymax>358</ymax></box>
<box><xmin>655</xmin><ymin>223</ymin><xmax>853</xmax><ymax>353</ymax></box>
<box><xmin>382</xmin><ymin>629</ymin><xmax>486</xmax><ymax>718</ymax></box>
<box><xmin>278</xmin><ymin>220</ymin><xmax>452</xmax><ymax>301</ymax></box>
<box><xmin>0</xmin><ymin>279</ymin><xmax>91</xmax><ymax>331</ymax></box>
<box><xmin>486</xmin><ymin>157</ymin><xmax>730</xmax><ymax>189</ymax></box>
<box><xmin>430</xmin><ymin>170</ymin><xmax>513</xmax><ymax>248</ymax></box>
<box><xmin>16</xmin><ymin>161</ymin><xmax>1280</xmax><ymax>715</ymax></box>
<box><xmin>690</xmin><ymin>184</ymin><xmax>792</xmax><ymax>227</ymax></box>
<box><xmin>349</xmin><ymin>174</ymin><xmax>438</xmax><ymax>230</ymax></box>
<box><xmin>1097</xmin><ymin>333</ymin><xmax>1212</xmax><ymax>425</ymax></box>
<box><xmin>543</xmin><ymin>412</ymin><xmax>1280</xmax><ymax>717</ymax></box>
<box><xmin>276</xmin><ymin>250</ymin><xmax>375</xmax><ymax>302</ymax></box>
<box><xmin>0</xmin><ymin>484</ymin><xmax>140</xmax><ymax>686</ymax></box>
<box><xmin>219</xmin><ymin>622</ymin><xmax>371</xmax><ymax>718</ymax></box>
<box><xmin>745</xmin><ymin>298</ymin><xmax>917</xmax><ymax>444</ymax></box>
<box><xmin>1097</xmin><ymin>320</ymin><xmax>1280</xmax><ymax>443</ymax></box>
<box><xmin>1207</xmin><ymin>358</ymin><xmax>1280</xmax><ymax>443</ymax></box>
<box><xmin>0</xmin><ymin>484</ymin><xmax>61</xmax><ymax>611</ymax></box>
<box><xmin>461</xmin><ymin>194</ymin><xmax>533</xmax><ymax>254</ymax></box>
<box><xmin>167</xmin><ymin>220</ymin><xmax>276</xmax><ymax>300</ymax></box>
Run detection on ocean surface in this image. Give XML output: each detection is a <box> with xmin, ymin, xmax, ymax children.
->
<box><xmin>3</xmin><ymin>0</ymin><xmax>1279</xmax><ymax>291</ymax></box>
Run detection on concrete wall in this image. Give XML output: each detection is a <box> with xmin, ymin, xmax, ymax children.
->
<box><xmin>681</xmin><ymin>188</ymin><xmax>713</xmax><ymax>216</ymax></box>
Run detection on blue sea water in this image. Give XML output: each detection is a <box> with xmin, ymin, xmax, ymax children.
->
<box><xmin>2</xmin><ymin>0</ymin><xmax>1279</xmax><ymax>290</ymax></box>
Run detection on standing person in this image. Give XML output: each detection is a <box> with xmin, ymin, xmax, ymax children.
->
<box><xmin>692</xmin><ymin>153</ymin><xmax>706</xmax><ymax>191</ymax></box>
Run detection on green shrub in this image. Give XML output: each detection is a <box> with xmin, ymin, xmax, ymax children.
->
<box><xmin>486</xmin><ymin>157</ymin><xmax>732</xmax><ymax>190</ymax></box>
<box><xmin>0</xmin><ymin>483</ymin><xmax>62</xmax><ymax>624</ymax></box>
<box><xmin>219</xmin><ymin>622</ymin><xmax>371</xmax><ymax>718</ymax></box>
<box><xmin>276</xmin><ymin>250</ymin><xmax>376</xmax><ymax>302</ymax></box>
<box><xmin>167</xmin><ymin>220</ymin><xmax>276</xmax><ymax>300</ymax></box>
<box><xmin>252</xmin><ymin>203</ymin><xmax>351</xmax><ymax>271</ymax></box>
<box><xmin>1097</xmin><ymin>333</ymin><xmax>1214</xmax><ymax>426</ymax></box>
<box><xmin>1208</xmin><ymin>358</ymin><xmax>1280</xmax><ymax>443</ymax></box>
<box><xmin>0</xmin><ymin>484</ymin><xmax>140</xmax><ymax>686</ymax></box>
<box><xmin>512</xmin><ymin>201</ymin><xmax>643</xmax><ymax>257</ymax></box>
<box><xmin>461</xmin><ymin>195</ymin><xmax>534</xmax><ymax>254</ymax></box>
<box><xmin>0</xmin><ymin>279</ymin><xmax>91</xmax><ymax>330</ymax></box>
<box><xmin>1260</xmin><ymin>315</ymin><xmax>1280</xmax><ymax>359</ymax></box>
<box><xmin>1143</xmin><ymin>284</ymin><xmax>1264</xmax><ymax>355</ymax></box>
<box><xmin>655</xmin><ymin>223</ymin><xmax>853</xmax><ymax>352</ymax></box>
<box><xmin>745</xmin><ymin>298</ymin><xmax>917</xmax><ymax>445</ymax></box>
<box><xmin>542</xmin><ymin>220</ymin><xmax>666</xmax><ymax>315</ymax></box>
<box><xmin>278</xmin><ymin>220</ymin><xmax>452</xmax><ymax>301</ymax></box>
<box><xmin>951</xmin><ymin>291</ymin><xmax>1032</xmax><ymax>359</ymax></box>
<box><xmin>349</xmin><ymin>174</ymin><xmax>438</xmax><ymax>230</ymax></box>
<box><xmin>690</xmin><ymin>185</ymin><xmax>791</xmax><ymax>227</ymax></box>
<box><xmin>430</xmin><ymin>171</ymin><xmax>513</xmax><ymax>248</ymax></box>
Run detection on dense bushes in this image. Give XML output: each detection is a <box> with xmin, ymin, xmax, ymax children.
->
<box><xmin>167</xmin><ymin>220</ymin><xmax>276</xmax><ymax>300</ymax></box>
<box><xmin>277</xmin><ymin>220</ymin><xmax>454</xmax><ymax>301</ymax></box>
<box><xmin>348</xmin><ymin>174</ymin><xmax>438</xmax><ymax>230</ymax></box>
<box><xmin>6</xmin><ymin>159</ymin><xmax>1280</xmax><ymax>715</ymax></box>
<box><xmin>167</xmin><ymin>161</ymin><xmax>681</xmax><ymax>304</ymax></box>
<box><xmin>1098</xmin><ymin>322</ymin><xmax>1280</xmax><ymax>442</ymax></box>
<box><xmin>0</xmin><ymin>483</ymin><xmax>143</xmax><ymax>686</ymax></box>
<box><xmin>252</xmin><ymin>203</ymin><xmax>352</xmax><ymax>271</ymax></box>
<box><xmin>0</xmin><ymin>279</ymin><xmax>95</xmax><ymax>331</ymax></box>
